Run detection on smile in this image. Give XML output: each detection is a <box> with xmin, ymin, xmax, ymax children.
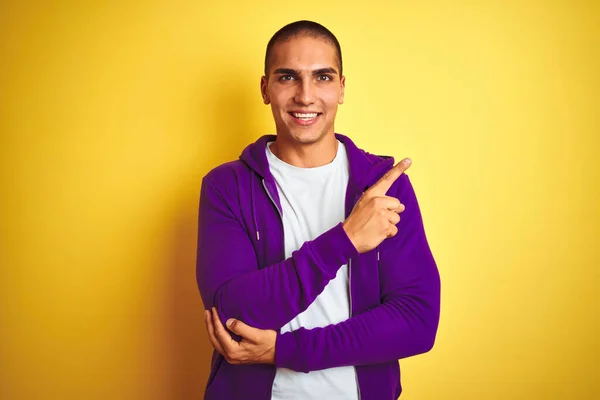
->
<box><xmin>288</xmin><ymin>112</ymin><xmax>322</xmax><ymax>125</ymax></box>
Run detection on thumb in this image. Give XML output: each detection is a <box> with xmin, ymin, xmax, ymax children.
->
<box><xmin>226</xmin><ymin>318</ymin><xmax>254</xmax><ymax>338</ymax></box>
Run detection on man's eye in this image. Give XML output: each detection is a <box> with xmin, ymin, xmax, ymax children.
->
<box><xmin>318</xmin><ymin>75</ymin><xmax>332</xmax><ymax>81</ymax></box>
<box><xmin>280</xmin><ymin>75</ymin><xmax>295</xmax><ymax>81</ymax></box>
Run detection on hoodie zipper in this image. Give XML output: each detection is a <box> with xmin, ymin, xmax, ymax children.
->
<box><xmin>262</xmin><ymin>179</ymin><xmax>283</xmax><ymax>220</ymax></box>
<box><xmin>261</xmin><ymin>178</ymin><xmax>283</xmax><ymax>399</ymax></box>
<box><xmin>349</xmin><ymin>192</ymin><xmax>362</xmax><ymax>400</ymax></box>
<box><xmin>348</xmin><ymin>257</ymin><xmax>362</xmax><ymax>400</ymax></box>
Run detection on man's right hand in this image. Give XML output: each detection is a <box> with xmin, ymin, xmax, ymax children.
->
<box><xmin>342</xmin><ymin>158</ymin><xmax>412</xmax><ymax>254</ymax></box>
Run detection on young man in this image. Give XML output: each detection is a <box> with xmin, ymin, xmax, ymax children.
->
<box><xmin>196</xmin><ymin>20</ymin><xmax>440</xmax><ymax>400</ymax></box>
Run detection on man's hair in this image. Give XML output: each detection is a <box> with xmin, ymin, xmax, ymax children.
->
<box><xmin>264</xmin><ymin>20</ymin><xmax>343</xmax><ymax>77</ymax></box>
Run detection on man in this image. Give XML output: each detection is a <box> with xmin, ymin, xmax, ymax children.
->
<box><xmin>196</xmin><ymin>20</ymin><xmax>440</xmax><ymax>400</ymax></box>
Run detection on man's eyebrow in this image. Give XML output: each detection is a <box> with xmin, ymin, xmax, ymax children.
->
<box><xmin>273</xmin><ymin>68</ymin><xmax>300</xmax><ymax>75</ymax></box>
<box><xmin>312</xmin><ymin>68</ymin><xmax>338</xmax><ymax>76</ymax></box>
<box><xmin>272</xmin><ymin>67</ymin><xmax>339</xmax><ymax>76</ymax></box>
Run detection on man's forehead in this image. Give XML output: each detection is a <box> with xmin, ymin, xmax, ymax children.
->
<box><xmin>268</xmin><ymin>37</ymin><xmax>340</xmax><ymax>74</ymax></box>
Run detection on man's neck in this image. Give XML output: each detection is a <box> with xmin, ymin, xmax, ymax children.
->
<box><xmin>270</xmin><ymin>134</ymin><xmax>338</xmax><ymax>168</ymax></box>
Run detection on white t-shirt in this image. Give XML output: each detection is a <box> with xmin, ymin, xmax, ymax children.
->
<box><xmin>266</xmin><ymin>140</ymin><xmax>359</xmax><ymax>400</ymax></box>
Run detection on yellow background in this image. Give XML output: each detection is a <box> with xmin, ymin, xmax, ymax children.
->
<box><xmin>1</xmin><ymin>1</ymin><xmax>598</xmax><ymax>399</ymax></box>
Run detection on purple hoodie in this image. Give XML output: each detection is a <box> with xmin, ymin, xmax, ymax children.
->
<box><xmin>196</xmin><ymin>134</ymin><xmax>440</xmax><ymax>399</ymax></box>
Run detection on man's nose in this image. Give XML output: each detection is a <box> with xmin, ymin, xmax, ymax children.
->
<box><xmin>294</xmin><ymin>80</ymin><xmax>316</xmax><ymax>105</ymax></box>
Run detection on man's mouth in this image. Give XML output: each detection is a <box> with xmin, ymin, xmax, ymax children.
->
<box><xmin>288</xmin><ymin>112</ymin><xmax>322</xmax><ymax>123</ymax></box>
<box><xmin>288</xmin><ymin>111</ymin><xmax>321</xmax><ymax>126</ymax></box>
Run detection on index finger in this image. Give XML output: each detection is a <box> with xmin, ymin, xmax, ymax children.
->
<box><xmin>369</xmin><ymin>158</ymin><xmax>411</xmax><ymax>196</ymax></box>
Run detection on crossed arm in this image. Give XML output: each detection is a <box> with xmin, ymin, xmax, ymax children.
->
<box><xmin>205</xmin><ymin>224</ymin><xmax>440</xmax><ymax>372</ymax></box>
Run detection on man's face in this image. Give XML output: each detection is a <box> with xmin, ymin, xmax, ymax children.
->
<box><xmin>261</xmin><ymin>36</ymin><xmax>345</xmax><ymax>145</ymax></box>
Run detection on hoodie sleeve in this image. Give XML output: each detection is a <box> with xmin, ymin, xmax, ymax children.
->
<box><xmin>196</xmin><ymin>175</ymin><xmax>358</xmax><ymax>330</ymax></box>
<box><xmin>275</xmin><ymin>174</ymin><xmax>441</xmax><ymax>372</ymax></box>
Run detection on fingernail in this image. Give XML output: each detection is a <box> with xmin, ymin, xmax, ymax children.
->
<box><xmin>404</xmin><ymin>158</ymin><xmax>411</xmax><ymax>165</ymax></box>
<box><xmin>226</xmin><ymin>319</ymin><xmax>234</xmax><ymax>327</ymax></box>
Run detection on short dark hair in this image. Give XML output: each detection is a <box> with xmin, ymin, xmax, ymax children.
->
<box><xmin>264</xmin><ymin>20</ymin><xmax>343</xmax><ymax>77</ymax></box>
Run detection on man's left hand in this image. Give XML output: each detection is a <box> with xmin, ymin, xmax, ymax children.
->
<box><xmin>204</xmin><ymin>307</ymin><xmax>277</xmax><ymax>365</ymax></box>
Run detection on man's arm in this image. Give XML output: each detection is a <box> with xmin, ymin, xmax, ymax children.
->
<box><xmin>276</xmin><ymin>174</ymin><xmax>440</xmax><ymax>372</ymax></box>
<box><xmin>197</xmin><ymin>174</ymin><xmax>358</xmax><ymax>330</ymax></box>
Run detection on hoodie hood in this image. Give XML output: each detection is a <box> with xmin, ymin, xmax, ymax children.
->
<box><xmin>239</xmin><ymin>133</ymin><xmax>396</xmax><ymax>243</ymax></box>
<box><xmin>239</xmin><ymin>133</ymin><xmax>395</xmax><ymax>192</ymax></box>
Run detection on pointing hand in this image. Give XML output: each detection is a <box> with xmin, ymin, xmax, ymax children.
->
<box><xmin>342</xmin><ymin>158</ymin><xmax>411</xmax><ymax>253</ymax></box>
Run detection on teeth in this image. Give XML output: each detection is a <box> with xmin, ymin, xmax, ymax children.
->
<box><xmin>292</xmin><ymin>112</ymin><xmax>318</xmax><ymax>118</ymax></box>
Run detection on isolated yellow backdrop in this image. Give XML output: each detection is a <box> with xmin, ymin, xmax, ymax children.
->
<box><xmin>1</xmin><ymin>1</ymin><xmax>598</xmax><ymax>399</ymax></box>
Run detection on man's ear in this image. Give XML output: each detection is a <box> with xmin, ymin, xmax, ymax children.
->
<box><xmin>339</xmin><ymin>75</ymin><xmax>346</xmax><ymax>105</ymax></box>
<box><xmin>260</xmin><ymin>76</ymin><xmax>270</xmax><ymax>104</ymax></box>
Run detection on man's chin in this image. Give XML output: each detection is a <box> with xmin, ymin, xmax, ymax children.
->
<box><xmin>287</xmin><ymin>129</ymin><xmax>329</xmax><ymax>145</ymax></box>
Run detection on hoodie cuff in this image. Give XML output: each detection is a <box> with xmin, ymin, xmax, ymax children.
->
<box><xmin>308</xmin><ymin>222</ymin><xmax>359</xmax><ymax>277</ymax></box>
<box><xmin>275</xmin><ymin>331</ymin><xmax>308</xmax><ymax>373</ymax></box>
